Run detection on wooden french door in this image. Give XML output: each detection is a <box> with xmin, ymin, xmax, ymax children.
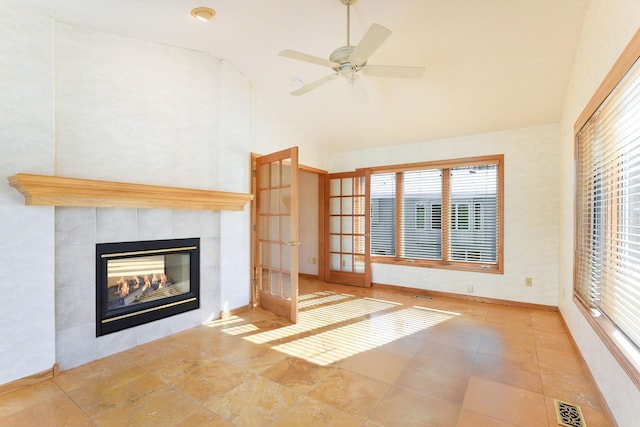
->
<box><xmin>255</xmin><ymin>147</ymin><xmax>299</xmax><ymax>322</ymax></box>
<box><xmin>323</xmin><ymin>171</ymin><xmax>371</xmax><ymax>287</ymax></box>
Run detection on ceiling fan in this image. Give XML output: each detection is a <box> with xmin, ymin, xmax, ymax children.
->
<box><xmin>279</xmin><ymin>0</ymin><xmax>426</xmax><ymax>103</ymax></box>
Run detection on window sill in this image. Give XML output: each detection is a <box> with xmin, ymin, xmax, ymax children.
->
<box><xmin>573</xmin><ymin>294</ymin><xmax>640</xmax><ymax>390</ymax></box>
<box><xmin>371</xmin><ymin>256</ymin><xmax>503</xmax><ymax>274</ymax></box>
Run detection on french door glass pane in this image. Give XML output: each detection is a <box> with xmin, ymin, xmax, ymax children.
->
<box><xmin>342</xmin><ymin>235</ymin><xmax>353</xmax><ymax>253</ymax></box>
<box><xmin>330</xmin><ymin>198</ymin><xmax>341</xmax><ymax>215</ymax></box>
<box><xmin>342</xmin><ymin>216</ymin><xmax>353</xmax><ymax>234</ymax></box>
<box><xmin>281</xmin><ymin>162</ymin><xmax>291</xmax><ymax>186</ymax></box>
<box><xmin>341</xmin><ymin>254</ymin><xmax>353</xmax><ymax>272</ymax></box>
<box><xmin>270</xmin><ymin>270</ymin><xmax>281</xmax><ymax>295</ymax></box>
<box><xmin>330</xmin><ymin>178</ymin><xmax>341</xmax><ymax>196</ymax></box>
<box><xmin>330</xmin><ymin>216</ymin><xmax>340</xmax><ymax>233</ymax></box>
<box><xmin>342</xmin><ymin>197</ymin><xmax>353</xmax><ymax>214</ymax></box>
<box><xmin>259</xmin><ymin>164</ymin><xmax>270</xmax><ymax>188</ymax></box>
<box><xmin>281</xmin><ymin>216</ymin><xmax>290</xmax><ymax>242</ymax></box>
<box><xmin>270</xmin><ymin>189</ymin><xmax>280</xmax><ymax>214</ymax></box>
<box><xmin>271</xmin><ymin>162</ymin><xmax>280</xmax><ymax>186</ymax></box>
<box><xmin>330</xmin><ymin>253</ymin><xmax>340</xmax><ymax>270</ymax></box>
<box><xmin>330</xmin><ymin>234</ymin><xmax>340</xmax><ymax>252</ymax></box>
<box><xmin>261</xmin><ymin>268</ymin><xmax>271</xmax><ymax>291</ymax></box>
<box><xmin>282</xmin><ymin>272</ymin><xmax>291</xmax><ymax>300</ymax></box>
<box><xmin>259</xmin><ymin>190</ymin><xmax>269</xmax><ymax>214</ymax></box>
<box><xmin>342</xmin><ymin>178</ymin><xmax>353</xmax><ymax>196</ymax></box>
<box><xmin>280</xmin><ymin>187</ymin><xmax>291</xmax><ymax>213</ymax></box>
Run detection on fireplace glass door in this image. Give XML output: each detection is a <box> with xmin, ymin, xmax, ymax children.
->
<box><xmin>96</xmin><ymin>238</ymin><xmax>200</xmax><ymax>336</ymax></box>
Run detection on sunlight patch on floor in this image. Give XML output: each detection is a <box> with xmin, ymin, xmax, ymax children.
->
<box><xmin>298</xmin><ymin>293</ymin><xmax>351</xmax><ymax>308</ymax></box>
<box><xmin>271</xmin><ymin>305</ymin><xmax>456</xmax><ymax>365</ymax></box>
<box><xmin>241</xmin><ymin>294</ymin><xmax>398</xmax><ymax>345</ymax></box>
<box><xmin>298</xmin><ymin>290</ymin><xmax>335</xmax><ymax>302</ymax></box>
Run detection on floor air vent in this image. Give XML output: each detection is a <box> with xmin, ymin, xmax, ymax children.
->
<box><xmin>414</xmin><ymin>295</ymin><xmax>433</xmax><ymax>300</ymax></box>
<box><xmin>554</xmin><ymin>399</ymin><xmax>587</xmax><ymax>427</ymax></box>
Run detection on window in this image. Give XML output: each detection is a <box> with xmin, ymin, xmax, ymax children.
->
<box><xmin>369</xmin><ymin>155</ymin><xmax>503</xmax><ymax>273</ymax></box>
<box><xmin>573</xmin><ymin>29</ymin><xmax>640</xmax><ymax>387</ymax></box>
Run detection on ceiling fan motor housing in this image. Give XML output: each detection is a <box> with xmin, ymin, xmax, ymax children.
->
<box><xmin>330</xmin><ymin>46</ymin><xmax>364</xmax><ymax>75</ymax></box>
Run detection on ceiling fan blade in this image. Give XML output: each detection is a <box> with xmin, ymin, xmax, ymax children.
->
<box><xmin>279</xmin><ymin>49</ymin><xmax>337</xmax><ymax>68</ymax></box>
<box><xmin>346</xmin><ymin>76</ymin><xmax>369</xmax><ymax>104</ymax></box>
<box><xmin>349</xmin><ymin>23</ymin><xmax>392</xmax><ymax>66</ymax></box>
<box><xmin>362</xmin><ymin>65</ymin><xmax>426</xmax><ymax>79</ymax></box>
<box><xmin>291</xmin><ymin>73</ymin><xmax>338</xmax><ymax>96</ymax></box>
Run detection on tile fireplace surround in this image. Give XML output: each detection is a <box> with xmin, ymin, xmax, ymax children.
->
<box><xmin>55</xmin><ymin>206</ymin><xmax>220</xmax><ymax>370</ymax></box>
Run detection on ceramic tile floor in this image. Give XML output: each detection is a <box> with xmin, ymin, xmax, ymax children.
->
<box><xmin>0</xmin><ymin>277</ymin><xmax>615</xmax><ymax>426</ymax></box>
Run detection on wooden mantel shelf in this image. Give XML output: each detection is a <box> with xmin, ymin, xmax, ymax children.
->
<box><xmin>8</xmin><ymin>173</ymin><xmax>253</xmax><ymax>211</ymax></box>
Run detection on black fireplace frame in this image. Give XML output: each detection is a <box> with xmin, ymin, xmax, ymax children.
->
<box><xmin>96</xmin><ymin>237</ymin><xmax>200</xmax><ymax>336</ymax></box>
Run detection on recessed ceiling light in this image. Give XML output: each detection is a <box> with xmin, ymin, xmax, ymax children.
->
<box><xmin>191</xmin><ymin>7</ymin><xmax>216</xmax><ymax>22</ymax></box>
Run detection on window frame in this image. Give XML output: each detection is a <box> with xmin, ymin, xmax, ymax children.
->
<box><xmin>573</xmin><ymin>28</ymin><xmax>640</xmax><ymax>389</ymax></box>
<box><xmin>367</xmin><ymin>154</ymin><xmax>504</xmax><ymax>274</ymax></box>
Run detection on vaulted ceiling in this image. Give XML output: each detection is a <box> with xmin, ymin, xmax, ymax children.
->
<box><xmin>1</xmin><ymin>0</ymin><xmax>589</xmax><ymax>152</ymax></box>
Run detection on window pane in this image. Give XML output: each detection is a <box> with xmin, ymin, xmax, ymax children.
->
<box><xmin>370</xmin><ymin>173</ymin><xmax>396</xmax><ymax>256</ymax></box>
<box><xmin>449</xmin><ymin>165</ymin><xmax>498</xmax><ymax>263</ymax></box>
<box><xmin>403</xmin><ymin>169</ymin><xmax>442</xmax><ymax>260</ymax></box>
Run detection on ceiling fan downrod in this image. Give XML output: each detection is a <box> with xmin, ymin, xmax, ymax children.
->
<box><xmin>342</xmin><ymin>0</ymin><xmax>355</xmax><ymax>47</ymax></box>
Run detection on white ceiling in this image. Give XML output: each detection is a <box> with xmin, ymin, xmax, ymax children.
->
<box><xmin>1</xmin><ymin>0</ymin><xmax>588</xmax><ymax>153</ymax></box>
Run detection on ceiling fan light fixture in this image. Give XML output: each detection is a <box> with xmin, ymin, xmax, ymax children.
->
<box><xmin>191</xmin><ymin>7</ymin><xmax>216</xmax><ymax>22</ymax></box>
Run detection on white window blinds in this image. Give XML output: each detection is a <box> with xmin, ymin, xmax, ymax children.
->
<box><xmin>370</xmin><ymin>173</ymin><xmax>396</xmax><ymax>256</ymax></box>
<box><xmin>575</xmin><ymin>56</ymin><xmax>640</xmax><ymax>349</ymax></box>
<box><xmin>449</xmin><ymin>165</ymin><xmax>498</xmax><ymax>263</ymax></box>
<box><xmin>402</xmin><ymin>169</ymin><xmax>442</xmax><ymax>260</ymax></box>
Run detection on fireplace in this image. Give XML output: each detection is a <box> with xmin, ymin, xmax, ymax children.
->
<box><xmin>96</xmin><ymin>238</ymin><xmax>200</xmax><ymax>336</ymax></box>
